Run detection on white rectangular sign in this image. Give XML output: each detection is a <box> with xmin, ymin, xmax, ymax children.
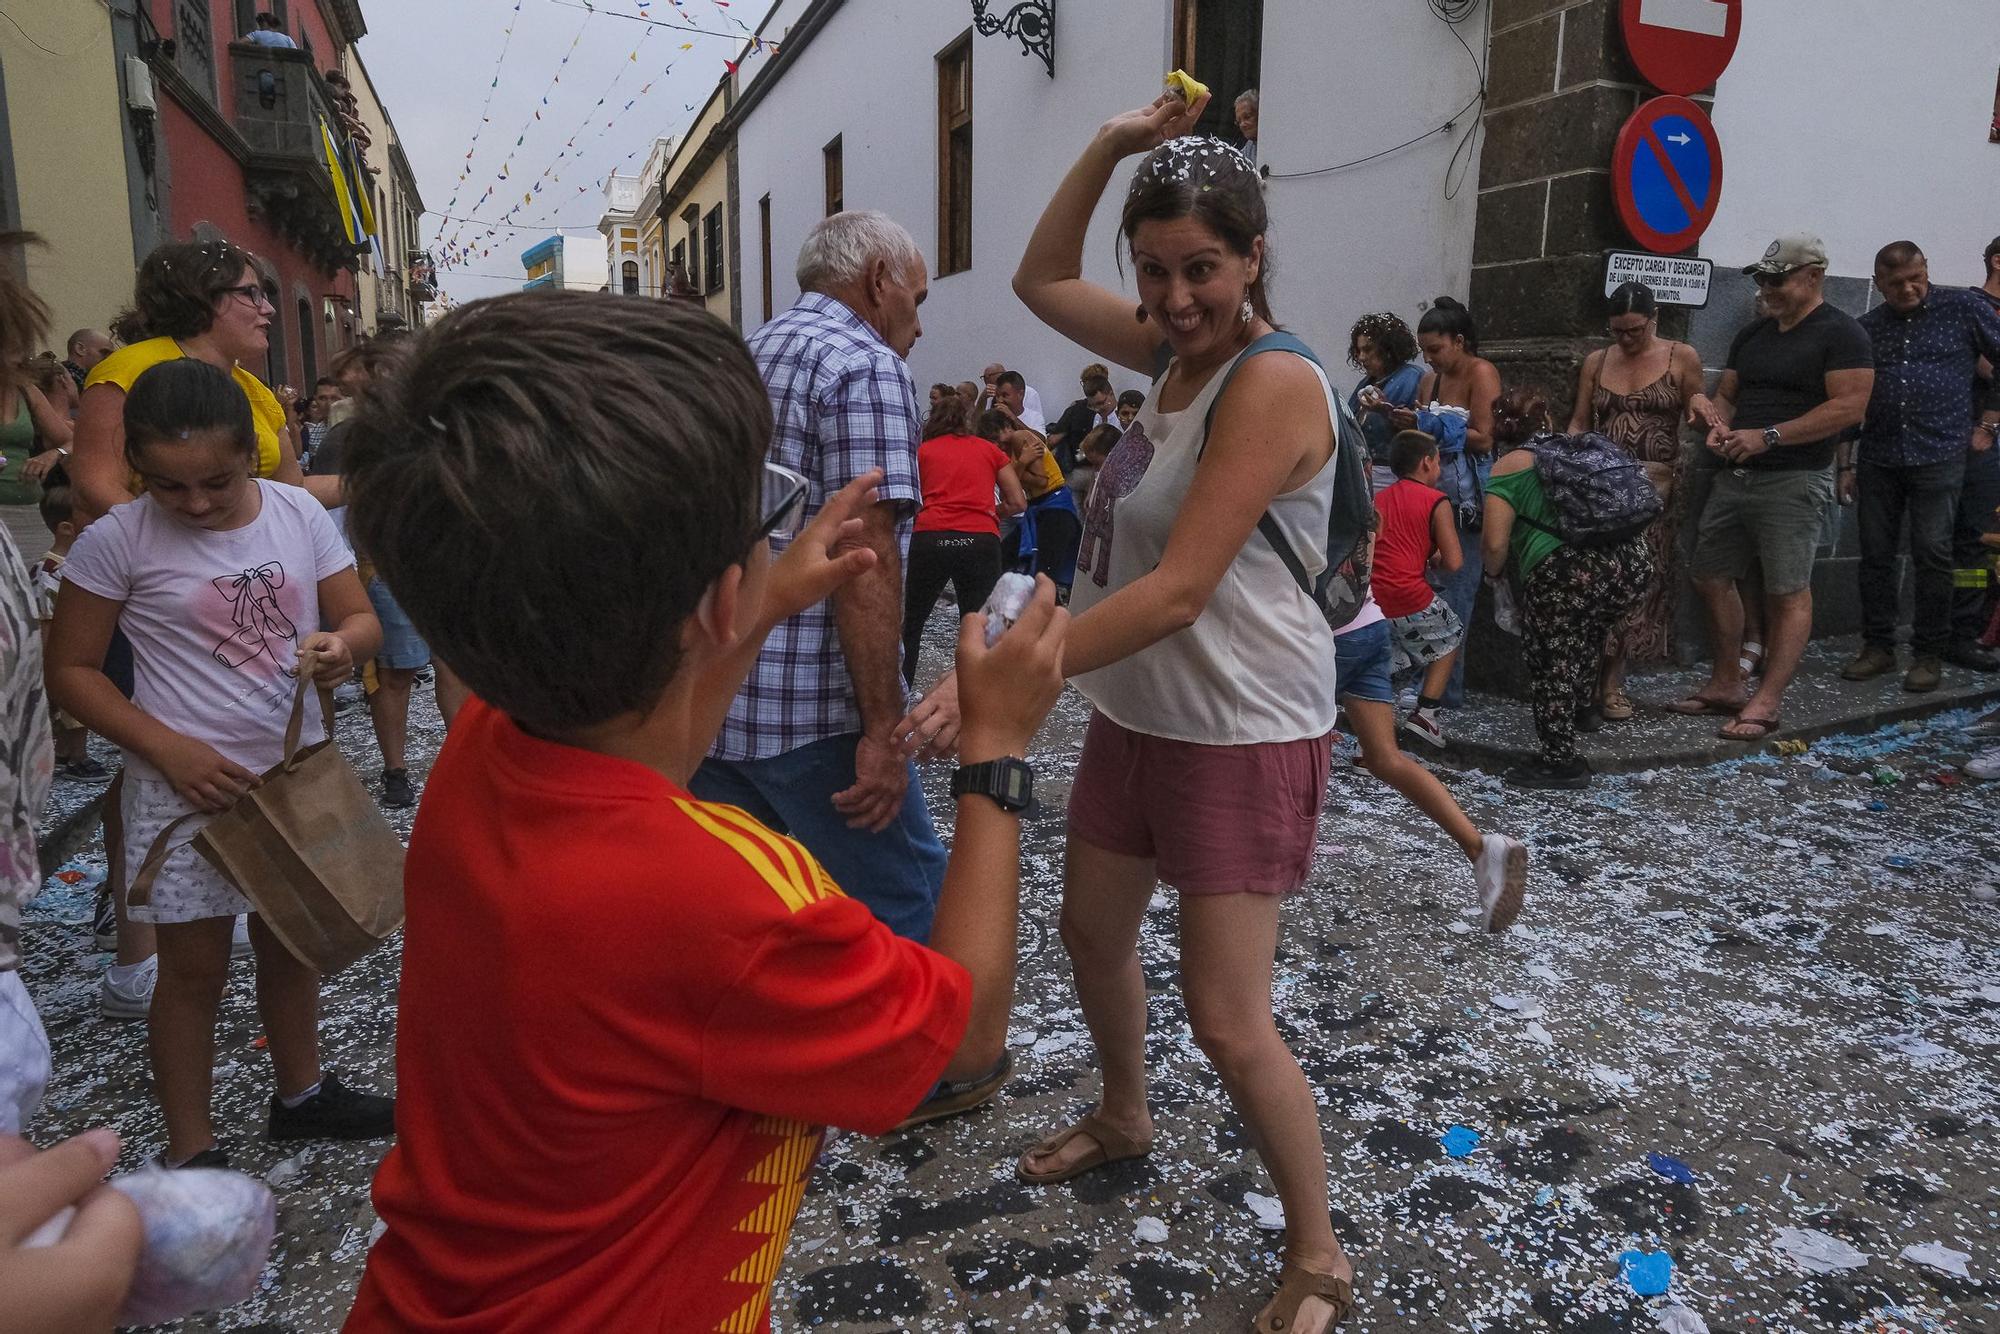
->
<box><xmin>1605</xmin><ymin>251</ymin><xmax>1714</xmax><ymax>307</ymax></box>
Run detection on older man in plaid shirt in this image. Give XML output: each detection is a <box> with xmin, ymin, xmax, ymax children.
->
<box><xmin>693</xmin><ymin>212</ymin><xmax>950</xmax><ymax>943</ymax></box>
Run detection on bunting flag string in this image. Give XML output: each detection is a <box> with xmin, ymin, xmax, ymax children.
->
<box><xmin>437</xmin><ymin>1</ymin><xmax>526</xmax><ymax>230</ymax></box>
<box><xmin>436</xmin><ymin>12</ymin><xmax>592</xmax><ymax>262</ymax></box>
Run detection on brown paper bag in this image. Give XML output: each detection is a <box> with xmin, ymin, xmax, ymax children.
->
<box><xmin>130</xmin><ymin>670</ymin><xmax>405</xmax><ymax>974</ymax></box>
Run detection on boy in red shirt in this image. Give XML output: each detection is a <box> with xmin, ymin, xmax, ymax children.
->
<box><xmin>1372</xmin><ymin>430</ymin><xmax>1465</xmax><ymax>747</ymax></box>
<box><xmin>336</xmin><ymin>293</ymin><xmax>1068</xmax><ymax>1333</ymax></box>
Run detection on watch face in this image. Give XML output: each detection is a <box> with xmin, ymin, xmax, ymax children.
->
<box><xmin>998</xmin><ymin>762</ymin><xmax>1032</xmax><ymax>807</ymax></box>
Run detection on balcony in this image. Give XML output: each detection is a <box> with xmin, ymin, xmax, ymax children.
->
<box><xmin>409</xmin><ymin>252</ymin><xmax>437</xmax><ymax>304</ymax></box>
<box><xmin>228</xmin><ymin>42</ymin><xmax>370</xmax><ymax>273</ymax></box>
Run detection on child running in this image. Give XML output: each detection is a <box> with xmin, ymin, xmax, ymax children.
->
<box><xmin>46</xmin><ymin>359</ymin><xmax>391</xmax><ymax>1168</ymax></box>
<box><xmin>1333</xmin><ymin>583</ymin><xmax>1528</xmax><ymax>929</ymax></box>
<box><xmin>1373</xmin><ymin>429</ymin><xmax>1465</xmax><ymax>747</ymax></box>
<box><xmin>337</xmin><ymin>292</ymin><xmax>1068</xmax><ymax>1331</ymax></box>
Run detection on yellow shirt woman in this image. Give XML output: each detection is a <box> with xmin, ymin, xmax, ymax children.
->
<box><xmin>85</xmin><ymin>337</ymin><xmax>288</xmax><ymax>479</ymax></box>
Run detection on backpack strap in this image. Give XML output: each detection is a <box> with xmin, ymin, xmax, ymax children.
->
<box><xmin>1197</xmin><ymin>332</ymin><xmax>1327</xmax><ymax>599</ymax></box>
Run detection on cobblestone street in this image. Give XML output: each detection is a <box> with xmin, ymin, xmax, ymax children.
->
<box><xmin>18</xmin><ymin>663</ymin><xmax>2000</xmax><ymax>1332</ymax></box>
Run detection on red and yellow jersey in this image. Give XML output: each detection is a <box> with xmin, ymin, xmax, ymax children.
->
<box><xmin>347</xmin><ymin>699</ymin><xmax>969</xmax><ymax>1333</ymax></box>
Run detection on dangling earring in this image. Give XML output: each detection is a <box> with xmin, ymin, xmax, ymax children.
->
<box><xmin>1240</xmin><ymin>295</ymin><xmax>1255</xmax><ymax>324</ymax></box>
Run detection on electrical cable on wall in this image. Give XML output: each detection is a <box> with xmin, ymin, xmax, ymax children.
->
<box><xmin>1263</xmin><ymin>0</ymin><xmax>1488</xmax><ymax>197</ymax></box>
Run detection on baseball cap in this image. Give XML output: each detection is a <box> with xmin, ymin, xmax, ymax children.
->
<box><xmin>1743</xmin><ymin>233</ymin><xmax>1829</xmax><ymax>276</ymax></box>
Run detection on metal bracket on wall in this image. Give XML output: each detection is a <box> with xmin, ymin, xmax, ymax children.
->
<box><xmin>972</xmin><ymin>0</ymin><xmax>1054</xmax><ymax>79</ymax></box>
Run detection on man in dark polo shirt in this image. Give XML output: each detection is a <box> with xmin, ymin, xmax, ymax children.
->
<box><xmin>1673</xmin><ymin>234</ymin><xmax>1875</xmax><ymax>741</ymax></box>
<box><xmin>1842</xmin><ymin>241</ymin><xmax>2000</xmax><ymax>692</ymax></box>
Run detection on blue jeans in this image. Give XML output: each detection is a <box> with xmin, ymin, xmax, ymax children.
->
<box><xmin>1434</xmin><ymin>451</ymin><xmax>1490</xmax><ymax>707</ymax></box>
<box><xmin>1858</xmin><ymin>455</ymin><xmax>1964</xmax><ymax>656</ymax></box>
<box><xmin>691</xmin><ymin>733</ymin><xmax>948</xmax><ymax>942</ymax></box>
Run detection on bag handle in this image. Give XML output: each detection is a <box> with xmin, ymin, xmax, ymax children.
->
<box><xmin>281</xmin><ymin>652</ymin><xmax>336</xmax><ymax>775</ymax></box>
<box><xmin>128</xmin><ymin>812</ymin><xmax>201</xmax><ymax>908</ymax></box>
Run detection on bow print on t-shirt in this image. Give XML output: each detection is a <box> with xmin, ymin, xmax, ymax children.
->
<box><xmin>212</xmin><ymin>562</ymin><xmax>298</xmax><ymax>669</ymax></box>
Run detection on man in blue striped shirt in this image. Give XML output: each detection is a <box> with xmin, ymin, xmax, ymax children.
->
<box><xmin>693</xmin><ymin>212</ymin><xmax>950</xmax><ymax>944</ymax></box>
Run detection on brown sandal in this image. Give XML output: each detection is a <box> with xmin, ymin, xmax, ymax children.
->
<box><xmin>1253</xmin><ymin>1255</ymin><xmax>1356</xmax><ymax>1332</ymax></box>
<box><xmin>1015</xmin><ymin>1113</ymin><xmax>1150</xmax><ymax>1185</ymax></box>
<box><xmin>1601</xmin><ymin>690</ymin><xmax>1634</xmax><ymax>722</ymax></box>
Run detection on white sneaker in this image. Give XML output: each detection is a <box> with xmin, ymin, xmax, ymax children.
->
<box><xmin>1473</xmin><ymin>834</ymin><xmax>1528</xmax><ymax>932</ymax></box>
<box><xmin>1402</xmin><ymin>708</ymin><xmax>1447</xmax><ymax>748</ymax></box>
<box><xmin>231</xmin><ymin>916</ymin><xmax>253</xmax><ymax>960</ymax></box>
<box><xmin>1967</xmin><ymin>747</ymin><xmax>2000</xmax><ymax>780</ymax></box>
<box><xmin>101</xmin><ymin>955</ymin><xmax>158</xmax><ymax>1020</ymax></box>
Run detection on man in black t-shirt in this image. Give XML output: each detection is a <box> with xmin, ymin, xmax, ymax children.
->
<box><xmin>1673</xmin><ymin>234</ymin><xmax>1875</xmax><ymax>741</ymax></box>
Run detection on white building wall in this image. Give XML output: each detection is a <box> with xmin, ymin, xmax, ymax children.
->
<box><xmin>735</xmin><ymin>0</ymin><xmax>1486</xmax><ymax>405</ymax></box>
<box><xmin>563</xmin><ymin>235</ymin><xmax>610</xmax><ymax>291</ymax></box>
<box><xmin>1702</xmin><ymin>0</ymin><xmax>2000</xmax><ymax>288</ymax></box>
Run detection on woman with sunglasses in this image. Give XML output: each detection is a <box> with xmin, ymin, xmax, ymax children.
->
<box><xmin>1565</xmin><ymin>282</ymin><xmax>1705</xmax><ymax>723</ymax></box>
<box><xmin>64</xmin><ymin>239</ymin><xmax>305</xmax><ymax>1025</ymax></box>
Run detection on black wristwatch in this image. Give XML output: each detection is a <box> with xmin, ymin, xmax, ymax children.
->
<box><xmin>1763</xmin><ymin>426</ymin><xmax>1783</xmax><ymax>449</ymax></box>
<box><xmin>951</xmin><ymin>757</ymin><xmax>1034</xmax><ymax>813</ymax></box>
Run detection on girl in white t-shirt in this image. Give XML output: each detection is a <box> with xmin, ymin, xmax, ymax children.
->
<box><xmin>48</xmin><ymin>359</ymin><xmax>388</xmax><ymax>1169</ymax></box>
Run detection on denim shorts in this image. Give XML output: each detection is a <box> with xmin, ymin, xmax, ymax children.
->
<box><xmin>1334</xmin><ymin>619</ymin><xmax>1395</xmax><ymax>703</ymax></box>
<box><xmin>367</xmin><ymin>578</ymin><xmax>431</xmax><ymax>670</ymax></box>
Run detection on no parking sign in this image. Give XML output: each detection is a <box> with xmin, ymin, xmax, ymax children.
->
<box><xmin>1611</xmin><ymin>96</ymin><xmax>1724</xmax><ymax>255</ymax></box>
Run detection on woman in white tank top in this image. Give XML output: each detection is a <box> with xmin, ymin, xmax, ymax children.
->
<box><xmin>981</xmin><ymin>93</ymin><xmax>1353</xmax><ymax>1331</ymax></box>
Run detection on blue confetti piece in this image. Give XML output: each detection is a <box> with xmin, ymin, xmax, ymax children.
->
<box><xmin>1618</xmin><ymin>1249</ymin><xmax>1673</xmax><ymax>1296</ymax></box>
<box><xmin>1440</xmin><ymin>1125</ymin><xmax>1480</xmax><ymax>1158</ymax></box>
<box><xmin>1648</xmin><ymin>1152</ymin><xmax>1695</xmax><ymax>1184</ymax></box>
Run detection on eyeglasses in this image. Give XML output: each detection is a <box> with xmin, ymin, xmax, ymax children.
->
<box><xmin>220</xmin><ymin>283</ymin><xmax>275</xmax><ymax>310</ymax></box>
<box><xmin>752</xmin><ymin>461</ymin><xmax>809</xmax><ymax>544</ymax></box>
<box><xmin>1751</xmin><ymin>269</ymin><xmax>1797</xmax><ymax>289</ymax></box>
<box><xmin>1605</xmin><ymin>322</ymin><xmax>1651</xmax><ymax>340</ymax></box>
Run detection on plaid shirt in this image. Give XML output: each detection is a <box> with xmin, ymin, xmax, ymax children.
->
<box><xmin>711</xmin><ymin>293</ymin><xmax>921</xmax><ymax>761</ymax></box>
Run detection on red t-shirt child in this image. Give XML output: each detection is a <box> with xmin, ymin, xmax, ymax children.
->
<box><xmin>345</xmin><ymin>699</ymin><xmax>970</xmax><ymax>1334</ymax></box>
<box><xmin>1371</xmin><ymin>477</ymin><xmax>1449</xmax><ymax>618</ymax></box>
<box><xmin>914</xmin><ymin>433</ymin><xmax>1013</xmax><ymax>536</ymax></box>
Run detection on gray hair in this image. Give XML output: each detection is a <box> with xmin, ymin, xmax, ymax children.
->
<box><xmin>796</xmin><ymin>210</ymin><xmax>924</xmax><ymax>292</ymax></box>
<box><xmin>1235</xmin><ymin>88</ymin><xmax>1259</xmax><ymax>110</ymax></box>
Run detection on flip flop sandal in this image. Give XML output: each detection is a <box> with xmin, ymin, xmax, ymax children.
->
<box><xmin>1664</xmin><ymin>694</ymin><xmax>1742</xmax><ymax>717</ymax></box>
<box><xmin>1016</xmin><ymin>1113</ymin><xmax>1151</xmax><ymax>1185</ymax></box>
<box><xmin>1253</xmin><ymin>1256</ymin><xmax>1357</xmax><ymax>1332</ymax></box>
<box><xmin>1601</xmin><ymin>691</ymin><xmax>1635</xmax><ymax>722</ymax></box>
<box><xmin>1718</xmin><ymin>715</ymin><xmax>1781</xmax><ymax>741</ymax></box>
<box><xmin>892</xmin><ymin>1053</ymin><xmax>1011</xmax><ymax>1133</ymax></box>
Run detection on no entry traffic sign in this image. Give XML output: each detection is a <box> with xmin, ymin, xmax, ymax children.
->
<box><xmin>1612</xmin><ymin>96</ymin><xmax>1724</xmax><ymax>255</ymax></box>
<box><xmin>1620</xmin><ymin>0</ymin><xmax>1742</xmax><ymax>96</ymax></box>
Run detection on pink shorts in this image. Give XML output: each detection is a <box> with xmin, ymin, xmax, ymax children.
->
<box><xmin>1067</xmin><ymin>711</ymin><xmax>1332</xmax><ymax>896</ymax></box>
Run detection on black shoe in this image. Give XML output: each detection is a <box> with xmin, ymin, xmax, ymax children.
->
<box><xmin>165</xmin><ymin>1146</ymin><xmax>232</xmax><ymax>1170</ymax></box>
<box><xmin>1505</xmin><ymin>757</ymin><xmax>1592</xmax><ymax>790</ymax></box>
<box><xmin>1575</xmin><ymin>705</ymin><xmax>1605</xmax><ymax>734</ymax></box>
<box><xmin>269</xmin><ymin>1071</ymin><xmax>396</xmax><ymax>1142</ymax></box>
<box><xmin>63</xmin><ymin>756</ymin><xmax>112</xmax><ymax>781</ymax></box>
<box><xmin>381</xmin><ymin>769</ymin><xmax>415</xmax><ymax>809</ymax></box>
<box><xmin>1944</xmin><ymin>642</ymin><xmax>2000</xmax><ymax>673</ymax></box>
<box><xmin>92</xmin><ymin>886</ymin><xmax>118</xmax><ymax>953</ymax></box>
<box><xmin>892</xmin><ymin>1052</ymin><xmax>1012</xmax><ymax>1133</ymax></box>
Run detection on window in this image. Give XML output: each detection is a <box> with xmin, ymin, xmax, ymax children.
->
<box><xmin>682</xmin><ymin>204</ymin><xmax>701</xmax><ymax>293</ymax></box>
<box><xmin>759</xmin><ymin>194</ymin><xmax>773</xmax><ymax>322</ymax></box>
<box><xmin>936</xmin><ymin>32</ymin><xmax>973</xmax><ymax>276</ymax></box>
<box><xmin>671</xmin><ymin>238</ymin><xmax>687</xmax><ymax>290</ymax></box>
<box><xmin>823</xmin><ymin>136</ymin><xmax>843</xmax><ymax>217</ymax></box>
<box><xmin>622</xmin><ymin>259</ymin><xmax>640</xmax><ymax>295</ymax></box>
<box><xmin>702</xmin><ymin>206</ymin><xmax>724</xmax><ymax>294</ymax></box>
<box><xmin>1173</xmin><ymin>0</ymin><xmax>1263</xmax><ymax>143</ymax></box>
<box><xmin>1991</xmin><ymin>65</ymin><xmax>1999</xmax><ymax>143</ymax></box>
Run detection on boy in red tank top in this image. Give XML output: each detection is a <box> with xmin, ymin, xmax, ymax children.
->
<box><xmin>1372</xmin><ymin>431</ymin><xmax>1465</xmax><ymax>747</ymax></box>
